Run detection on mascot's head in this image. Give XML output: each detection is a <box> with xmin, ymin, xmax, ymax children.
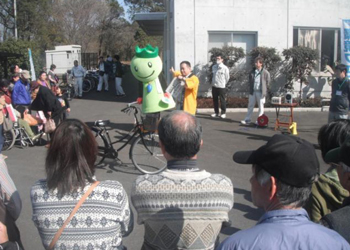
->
<box><xmin>131</xmin><ymin>44</ymin><xmax>162</xmax><ymax>82</ymax></box>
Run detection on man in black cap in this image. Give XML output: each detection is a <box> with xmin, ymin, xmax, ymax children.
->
<box><xmin>320</xmin><ymin>135</ymin><xmax>350</xmax><ymax>244</ymax></box>
<box><xmin>217</xmin><ymin>134</ymin><xmax>350</xmax><ymax>250</ymax></box>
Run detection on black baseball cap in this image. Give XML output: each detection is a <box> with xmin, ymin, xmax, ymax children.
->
<box><xmin>325</xmin><ymin>135</ymin><xmax>350</xmax><ymax>166</ymax></box>
<box><xmin>233</xmin><ymin>134</ymin><xmax>319</xmax><ymax>187</ymax></box>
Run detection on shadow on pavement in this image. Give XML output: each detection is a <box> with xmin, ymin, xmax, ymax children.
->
<box><xmin>220</xmin><ymin>226</ymin><xmax>241</xmax><ymax>235</ymax></box>
<box><xmin>234</xmin><ymin>203</ymin><xmax>264</xmax><ymax>221</ymax></box>
<box><xmin>96</xmin><ymin>160</ymin><xmax>141</xmax><ymax>176</ymax></box>
<box><xmin>196</xmin><ymin>114</ymin><xmax>241</xmax><ymax>124</ymax></box>
<box><xmin>219</xmin><ymin>129</ymin><xmax>272</xmax><ymax>142</ymax></box>
<box><xmin>234</xmin><ymin>187</ymin><xmax>252</xmax><ymax>202</ymax></box>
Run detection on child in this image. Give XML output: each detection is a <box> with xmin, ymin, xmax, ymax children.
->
<box><xmin>56</xmin><ymin>87</ymin><xmax>70</xmax><ymax>120</ymax></box>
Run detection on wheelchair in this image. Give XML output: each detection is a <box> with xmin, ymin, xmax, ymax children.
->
<box><xmin>3</xmin><ymin>121</ymin><xmax>41</xmax><ymax>150</ymax></box>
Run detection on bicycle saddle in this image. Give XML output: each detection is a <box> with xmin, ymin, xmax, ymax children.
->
<box><xmin>94</xmin><ymin>120</ymin><xmax>110</xmax><ymax>127</ymax></box>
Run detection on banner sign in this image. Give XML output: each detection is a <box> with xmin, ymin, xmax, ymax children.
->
<box><xmin>28</xmin><ymin>48</ymin><xmax>36</xmax><ymax>81</ymax></box>
<box><xmin>341</xmin><ymin>19</ymin><xmax>350</xmax><ymax>77</ymax></box>
<box><xmin>166</xmin><ymin>77</ymin><xmax>184</xmax><ymax>102</ymax></box>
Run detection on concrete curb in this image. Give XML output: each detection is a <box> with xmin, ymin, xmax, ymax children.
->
<box><xmin>197</xmin><ymin>107</ymin><xmax>329</xmax><ymax>113</ymax></box>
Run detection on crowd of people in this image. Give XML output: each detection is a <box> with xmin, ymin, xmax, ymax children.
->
<box><xmin>0</xmin><ymin>59</ymin><xmax>350</xmax><ymax>250</ymax></box>
<box><xmin>0</xmin><ymin>64</ymin><xmax>72</xmax><ymax>153</ymax></box>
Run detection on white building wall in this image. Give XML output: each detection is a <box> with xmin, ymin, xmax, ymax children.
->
<box><xmin>170</xmin><ymin>0</ymin><xmax>350</xmax><ymax>98</ymax></box>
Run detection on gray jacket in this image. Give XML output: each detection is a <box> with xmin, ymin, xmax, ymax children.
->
<box><xmin>249</xmin><ymin>68</ymin><xmax>270</xmax><ymax>97</ymax></box>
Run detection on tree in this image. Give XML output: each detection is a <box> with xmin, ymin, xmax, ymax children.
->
<box><xmin>124</xmin><ymin>0</ymin><xmax>165</xmax><ymax>18</ymax></box>
<box><xmin>0</xmin><ymin>38</ymin><xmax>43</xmax><ymax>77</ymax></box>
<box><xmin>282</xmin><ymin>46</ymin><xmax>318</xmax><ymax>102</ymax></box>
<box><xmin>249</xmin><ymin>47</ymin><xmax>282</xmax><ymax>99</ymax></box>
<box><xmin>0</xmin><ymin>0</ymin><xmax>15</xmax><ymax>41</ymax></box>
<box><xmin>16</xmin><ymin>0</ymin><xmax>62</xmax><ymax>49</ymax></box>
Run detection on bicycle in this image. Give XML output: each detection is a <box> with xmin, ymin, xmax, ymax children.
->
<box><xmin>90</xmin><ymin>102</ymin><xmax>166</xmax><ymax>174</ymax></box>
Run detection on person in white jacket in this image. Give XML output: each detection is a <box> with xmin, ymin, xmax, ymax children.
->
<box><xmin>211</xmin><ymin>54</ymin><xmax>230</xmax><ymax>119</ymax></box>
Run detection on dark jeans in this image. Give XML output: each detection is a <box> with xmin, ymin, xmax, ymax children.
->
<box><xmin>212</xmin><ymin>87</ymin><xmax>226</xmax><ymax>114</ymax></box>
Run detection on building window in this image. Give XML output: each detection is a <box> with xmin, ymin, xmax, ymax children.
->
<box><xmin>208</xmin><ymin>31</ymin><xmax>257</xmax><ymax>66</ymax></box>
<box><xmin>293</xmin><ymin>27</ymin><xmax>340</xmax><ymax>72</ymax></box>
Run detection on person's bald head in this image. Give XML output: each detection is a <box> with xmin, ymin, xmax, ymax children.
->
<box><xmin>158</xmin><ymin>111</ymin><xmax>202</xmax><ymax>159</ymax></box>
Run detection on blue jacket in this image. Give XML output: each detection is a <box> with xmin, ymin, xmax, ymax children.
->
<box><xmin>217</xmin><ymin>209</ymin><xmax>350</xmax><ymax>250</ymax></box>
<box><xmin>12</xmin><ymin>79</ymin><xmax>31</xmax><ymax>105</ymax></box>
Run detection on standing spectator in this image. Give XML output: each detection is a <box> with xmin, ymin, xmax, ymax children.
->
<box><xmin>0</xmin><ymin>79</ymin><xmax>12</xmax><ymax>104</ymax></box>
<box><xmin>217</xmin><ymin>134</ymin><xmax>349</xmax><ymax>250</ymax></box>
<box><xmin>0</xmin><ymin>157</ymin><xmax>23</xmax><ymax>249</ymax></box>
<box><xmin>55</xmin><ymin>87</ymin><xmax>70</xmax><ymax>120</ymax></box>
<box><xmin>9</xmin><ymin>65</ymin><xmax>20</xmax><ymax>75</ymax></box>
<box><xmin>241</xmin><ymin>57</ymin><xmax>270</xmax><ymax>125</ymax></box>
<box><xmin>170</xmin><ymin>61</ymin><xmax>200</xmax><ymax>115</ymax></box>
<box><xmin>70</xmin><ymin>60</ymin><xmax>86</xmax><ymax>99</ymax></box>
<box><xmin>31</xmin><ymin>119</ymin><xmax>133</xmax><ymax>250</ymax></box>
<box><xmin>328</xmin><ymin>64</ymin><xmax>350</xmax><ymax>123</ymax></box>
<box><xmin>11</xmin><ymin>72</ymin><xmax>31</xmax><ymax>110</ymax></box>
<box><xmin>211</xmin><ymin>54</ymin><xmax>230</xmax><ymax>119</ymax></box>
<box><xmin>48</xmin><ymin>64</ymin><xmax>58</xmax><ymax>87</ymax></box>
<box><xmin>37</xmin><ymin>71</ymin><xmax>50</xmax><ymax>88</ymax></box>
<box><xmin>305</xmin><ymin>120</ymin><xmax>350</xmax><ymax>222</ymax></box>
<box><xmin>113</xmin><ymin>55</ymin><xmax>126</xmax><ymax>97</ymax></box>
<box><xmin>320</xmin><ymin>135</ymin><xmax>350</xmax><ymax>243</ymax></box>
<box><xmin>132</xmin><ymin>111</ymin><xmax>233</xmax><ymax>250</ymax></box>
<box><xmin>97</xmin><ymin>56</ymin><xmax>109</xmax><ymax>92</ymax></box>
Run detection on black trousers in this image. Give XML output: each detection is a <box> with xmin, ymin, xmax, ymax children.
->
<box><xmin>212</xmin><ymin>87</ymin><xmax>226</xmax><ymax>114</ymax></box>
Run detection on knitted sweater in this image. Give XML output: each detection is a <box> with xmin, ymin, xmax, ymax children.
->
<box><xmin>131</xmin><ymin>169</ymin><xmax>234</xmax><ymax>250</ymax></box>
<box><xmin>31</xmin><ymin>179</ymin><xmax>133</xmax><ymax>250</ymax></box>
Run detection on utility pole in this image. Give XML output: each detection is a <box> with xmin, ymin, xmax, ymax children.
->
<box><xmin>14</xmin><ymin>0</ymin><xmax>17</xmax><ymax>40</ymax></box>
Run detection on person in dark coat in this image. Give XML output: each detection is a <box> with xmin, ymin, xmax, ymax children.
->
<box><xmin>30</xmin><ymin>81</ymin><xmax>64</xmax><ymax>138</ymax></box>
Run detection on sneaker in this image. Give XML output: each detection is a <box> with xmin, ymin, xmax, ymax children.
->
<box><xmin>31</xmin><ymin>133</ymin><xmax>43</xmax><ymax>142</ymax></box>
<box><xmin>220</xmin><ymin>114</ymin><xmax>226</xmax><ymax>119</ymax></box>
<box><xmin>241</xmin><ymin>120</ymin><xmax>250</xmax><ymax>125</ymax></box>
<box><xmin>211</xmin><ymin>113</ymin><xmax>219</xmax><ymax>118</ymax></box>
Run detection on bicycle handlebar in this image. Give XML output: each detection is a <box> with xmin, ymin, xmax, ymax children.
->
<box><xmin>127</xmin><ymin>101</ymin><xmax>138</xmax><ymax>107</ymax></box>
<box><xmin>121</xmin><ymin>102</ymin><xmax>140</xmax><ymax>114</ymax></box>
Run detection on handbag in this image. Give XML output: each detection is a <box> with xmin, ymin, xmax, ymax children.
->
<box><xmin>44</xmin><ymin>118</ymin><xmax>56</xmax><ymax>134</ymax></box>
<box><xmin>48</xmin><ymin>181</ymin><xmax>100</xmax><ymax>250</ymax></box>
<box><xmin>3</xmin><ymin>114</ymin><xmax>13</xmax><ymax>132</ymax></box>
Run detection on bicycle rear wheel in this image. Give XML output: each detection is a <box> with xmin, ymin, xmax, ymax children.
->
<box><xmin>94</xmin><ymin>132</ymin><xmax>108</xmax><ymax>166</ymax></box>
<box><xmin>83</xmin><ymin>79</ymin><xmax>92</xmax><ymax>92</ymax></box>
<box><xmin>130</xmin><ymin>133</ymin><xmax>166</xmax><ymax>174</ymax></box>
<box><xmin>3</xmin><ymin>129</ymin><xmax>15</xmax><ymax>151</ymax></box>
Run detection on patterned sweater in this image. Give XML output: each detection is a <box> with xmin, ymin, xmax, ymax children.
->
<box><xmin>31</xmin><ymin>179</ymin><xmax>133</xmax><ymax>250</ymax></box>
<box><xmin>131</xmin><ymin>169</ymin><xmax>234</xmax><ymax>250</ymax></box>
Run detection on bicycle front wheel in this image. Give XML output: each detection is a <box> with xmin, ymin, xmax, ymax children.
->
<box><xmin>130</xmin><ymin>133</ymin><xmax>166</xmax><ymax>174</ymax></box>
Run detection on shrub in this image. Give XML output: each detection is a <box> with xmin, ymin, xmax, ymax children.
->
<box><xmin>282</xmin><ymin>46</ymin><xmax>318</xmax><ymax>102</ymax></box>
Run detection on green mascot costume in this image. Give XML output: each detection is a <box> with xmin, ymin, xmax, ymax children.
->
<box><xmin>131</xmin><ymin>44</ymin><xmax>175</xmax><ymax>113</ymax></box>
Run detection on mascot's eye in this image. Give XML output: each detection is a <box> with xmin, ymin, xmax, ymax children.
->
<box><xmin>134</xmin><ymin>66</ymin><xmax>138</xmax><ymax>72</ymax></box>
<box><xmin>148</xmin><ymin>62</ymin><xmax>152</xmax><ymax>68</ymax></box>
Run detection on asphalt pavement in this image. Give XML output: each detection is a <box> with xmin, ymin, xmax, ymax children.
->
<box><xmin>6</xmin><ymin>72</ymin><xmax>330</xmax><ymax>249</ymax></box>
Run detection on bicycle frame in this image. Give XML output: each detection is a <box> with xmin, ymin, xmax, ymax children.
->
<box><xmin>93</xmin><ymin>104</ymin><xmax>146</xmax><ymax>155</ymax></box>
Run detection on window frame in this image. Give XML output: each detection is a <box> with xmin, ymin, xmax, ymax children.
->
<box><xmin>293</xmin><ymin>26</ymin><xmax>340</xmax><ymax>73</ymax></box>
<box><xmin>207</xmin><ymin>31</ymin><xmax>258</xmax><ymax>63</ymax></box>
